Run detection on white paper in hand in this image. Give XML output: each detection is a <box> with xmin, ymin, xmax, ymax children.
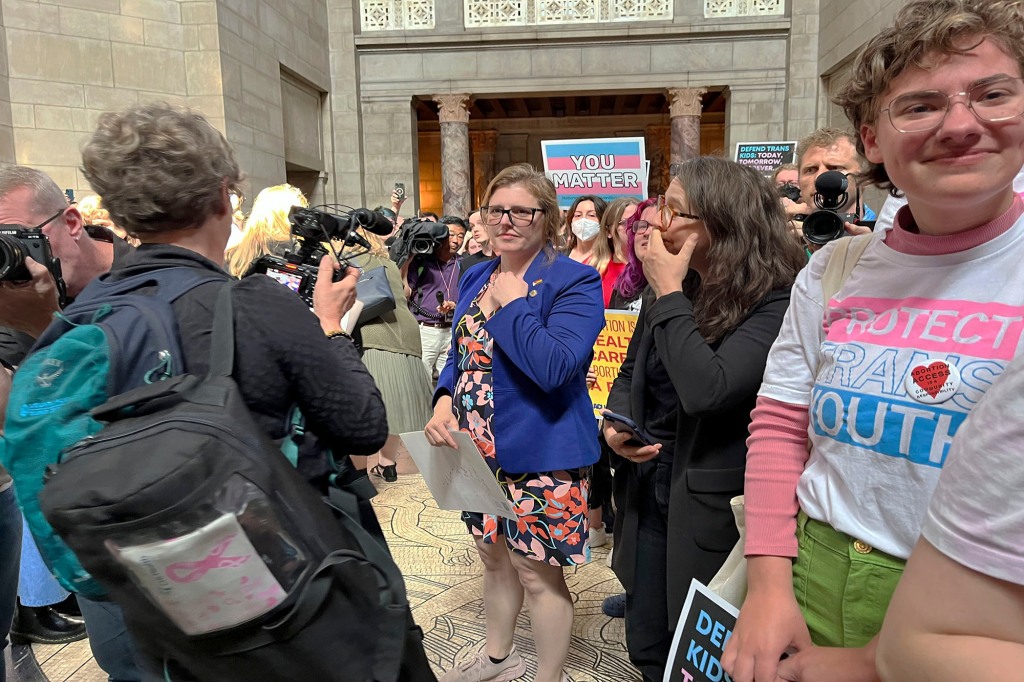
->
<box><xmin>401</xmin><ymin>430</ymin><xmax>517</xmax><ymax>519</ymax></box>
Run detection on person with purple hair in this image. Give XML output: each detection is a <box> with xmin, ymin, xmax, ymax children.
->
<box><xmin>609</xmin><ymin>198</ymin><xmax>656</xmax><ymax>312</ymax></box>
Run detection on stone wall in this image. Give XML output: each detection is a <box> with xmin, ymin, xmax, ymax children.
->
<box><xmin>0</xmin><ymin>6</ymin><xmax>14</xmax><ymax>164</ymax></box>
<box><xmin>215</xmin><ymin>0</ymin><xmax>331</xmax><ymax>202</ymax></box>
<box><xmin>0</xmin><ymin>0</ymin><xmax>334</xmax><ymax>204</ymax></box>
<box><xmin>358</xmin><ymin>33</ymin><xmax>788</xmax><ymax>209</ymax></box>
<box><xmin>360</xmin><ymin>94</ymin><xmax>416</xmax><ymax>213</ymax></box>
<box><xmin>785</xmin><ymin>0</ymin><xmax>820</xmax><ymax>139</ymax></box>
<box><xmin>724</xmin><ymin>83</ymin><xmax>788</xmax><ymax>157</ymax></box>
<box><xmin>2</xmin><ymin>0</ymin><xmax>220</xmax><ymax>194</ymax></box>
<box><xmin>818</xmin><ymin>0</ymin><xmax>906</xmax><ymax>76</ymax></box>
<box><xmin>326</xmin><ymin>0</ymin><xmax>364</xmax><ymax>206</ymax></box>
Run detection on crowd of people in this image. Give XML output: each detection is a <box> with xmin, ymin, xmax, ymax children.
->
<box><xmin>0</xmin><ymin>0</ymin><xmax>1022</xmax><ymax>680</ymax></box>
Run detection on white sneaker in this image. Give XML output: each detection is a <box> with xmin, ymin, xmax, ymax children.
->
<box><xmin>606</xmin><ymin>546</ymin><xmax>614</xmax><ymax>568</ymax></box>
<box><xmin>589</xmin><ymin>526</ymin><xmax>608</xmax><ymax>548</ymax></box>
<box><xmin>441</xmin><ymin>645</ymin><xmax>527</xmax><ymax>682</ymax></box>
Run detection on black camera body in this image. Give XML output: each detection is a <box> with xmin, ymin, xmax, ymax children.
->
<box><xmin>247</xmin><ymin>255</ymin><xmax>322</xmax><ymax>307</ymax></box>
<box><xmin>802</xmin><ymin>171</ymin><xmax>861</xmax><ymax>245</ymax></box>
<box><xmin>778</xmin><ymin>182</ymin><xmax>802</xmax><ymax>204</ymax></box>
<box><xmin>0</xmin><ymin>227</ymin><xmax>67</xmax><ymax>305</ymax></box>
<box><xmin>246</xmin><ymin>206</ymin><xmax>390</xmax><ymax>306</ymax></box>
<box><xmin>388</xmin><ymin>219</ymin><xmax>449</xmax><ymax>267</ymax></box>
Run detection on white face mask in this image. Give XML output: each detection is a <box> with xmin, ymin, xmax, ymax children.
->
<box><xmin>571</xmin><ymin>218</ymin><xmax>601</xmax><ymax>242</ymax></box>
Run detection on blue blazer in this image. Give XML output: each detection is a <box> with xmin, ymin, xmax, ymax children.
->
<box><xmin>436</xmin><ymin>250</ymin><xmax>605</xmax><ymax>474</ymax></box>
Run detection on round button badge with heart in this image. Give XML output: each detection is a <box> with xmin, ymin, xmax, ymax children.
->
<box><xmin>904</xmin><ymin>360</ymin><xmax>961</xmax><ymax>404</ymax></box>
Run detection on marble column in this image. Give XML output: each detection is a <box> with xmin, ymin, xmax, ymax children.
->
<box><xmin>470</xmin><ymin>130</ymin><xmax>498</xmax><ymax>208</ymax></box>
<box><xmin>645</xmin><ymin>124</ymin><xmax>672</xmax><ymax>198</ymax></box>
<box><xmin>667</xmin><ymin>87</ymin><xmax>707</xmax><ymax>167</ymax></box>
<box><xmin>432</xmin><ymin>94</ymin><xmax>473</xmax><ymax>217</ymax></box>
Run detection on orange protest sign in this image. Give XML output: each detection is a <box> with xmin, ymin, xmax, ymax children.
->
<box><xmin>588</xmin><ymin>310</ymin><xmax>639</xmax><ymax>417</ymax></box>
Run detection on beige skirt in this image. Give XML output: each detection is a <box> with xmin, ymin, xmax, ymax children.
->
<box><xmin>361</xmin><ymin>348</ymin><xmax>433</xmax><ymax>435</ymax></box>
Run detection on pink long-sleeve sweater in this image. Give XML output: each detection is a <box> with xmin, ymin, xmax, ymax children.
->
<box><xmin>744</xmin><ymin>195</ymin><xmax>1024</xmax><ymax>557</ymax></box>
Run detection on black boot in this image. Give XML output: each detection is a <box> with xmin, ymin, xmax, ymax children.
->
<box><xmin>10</xmin><ymin>599</ymin><xmax>88</xmax><ymax>645</ymax></box>
<box><xmin>52</xmin><ymin>594</ymin><xmax>83</xmax><ymax>621</ymax></box>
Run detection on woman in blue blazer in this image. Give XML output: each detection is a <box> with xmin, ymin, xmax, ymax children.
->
<box><xmin>425</xmin><ymin>164</ymin><xmax>604</xmax><ymax>682</ymax></box>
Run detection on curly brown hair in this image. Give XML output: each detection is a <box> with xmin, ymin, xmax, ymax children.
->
<box><xmin>81</xmin><ymin>102</ymin><xmax>243</xmax><ymax>236</ymax></box>
<box><xmin>674</xmin><ymin>157</ymin><xmax>806</xmax><ymax>343</ymax></box>
<box><xmin>835</xmin><ymin>0</ymin><xmax>1024</xmax><ymax>190</ymax></box>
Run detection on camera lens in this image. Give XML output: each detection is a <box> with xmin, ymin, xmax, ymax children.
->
<box><xmin>410</xmin><ymin>238</ymin><xmax>433</xmax><ymax>255</ymax></box>
<box><xmin>0</xmin><ymin>234</ymin><xmax>30</xmax><ymax>281</ymax></box>
<box><xmin>802</xmin><ymin>211</ymin><xmax>846</xmax><ymax>246</ymax></box>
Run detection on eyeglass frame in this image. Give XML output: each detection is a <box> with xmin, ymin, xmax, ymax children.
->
<box><xmin>479</xmin><ymin>205</ymin><xmax>545</xmax><ymax>227</ymax></box>
<box><xmin>0</xmin><ymin>208</ymin><xmax>66</xmax><ymax>233</ymax></box>
<box><xmin>879</xmin><ymin>75</ymin><xmax>1024</xmax><ymax>134</ymax></box>
<box><xmin>657</xmin><ymin>194</ymin><xmax>701</xmax><ymax>226</ymax></box>
<box><xmin>33</xmin><ymin>209</ymin><xmax>65</xmax><ymax>231</ymax></box>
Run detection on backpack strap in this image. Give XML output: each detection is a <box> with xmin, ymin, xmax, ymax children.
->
<box><xmin>820</xmin><ymin>233</ymin><xmax>873</xmax><ymax>304</ymax></box>
<box><xmin>82</xmin><ymin>266</ymin><xmax>225</xmax><ymax>303</ymax></box>
<box><xmin>208</xmin><ymin>280</ymin><xmax>238</xmax><ymax>378</ymax></box>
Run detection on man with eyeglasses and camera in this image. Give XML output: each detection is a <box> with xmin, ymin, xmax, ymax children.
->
<box><xmin>0</xmin><ymin>166</ymin><xmax>143</xmax><ymax>681</ymax></box>
<box><xmin>783</xmin><ymin>128</ymin><xmax>875</xmax><ymax>252</ymax></box>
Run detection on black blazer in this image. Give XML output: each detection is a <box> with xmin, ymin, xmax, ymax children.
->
<box><xmin>607</xmin><ymin>285</ymin><xmax>792</xmax><ymax>616</ymax></box>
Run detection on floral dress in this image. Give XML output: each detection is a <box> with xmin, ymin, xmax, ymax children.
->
<box><xmin>454</xmin><ymin>276</ymin><xmax>591</xmax><ymax>566</ymax></box>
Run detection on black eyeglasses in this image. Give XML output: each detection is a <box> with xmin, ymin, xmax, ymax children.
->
<box><xmin>480</xmin><ymin>205</ymin><xmax>544</xmax><ymax>227</ymax></box>
<box><xmin>33</xmin><ymin>209</ymin><xmax>65</xmax><ymax>231</ymax></box>
<box><xmin>84</xmin><ymin>224</ymin><xmax>115</xmax><ymax>243</ymax></box>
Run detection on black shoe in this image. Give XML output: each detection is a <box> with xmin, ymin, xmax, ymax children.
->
<box><xmin>602</xmin><ymin>593</ymin><xmax>626</xmax><ymax>619</ymax></box>
<box><xmin>52</xmin><ymin>594</ymin><xmax>83</xmax><ymax>621</ymax></box>
<box><xmin>10</xmin><ymin>601</ymin><xmax>88</xmax><ymax>645</ymax></box>
<box><xmin>370</xmin><ymin>464</ymin><xmax>398</xmax><ymax>483</ymax></box>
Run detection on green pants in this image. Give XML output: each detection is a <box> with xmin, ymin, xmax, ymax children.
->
<box><xmin>792</xmin><ymin>512</ymin><xmax>906</xmax><ymax>647</ymax></box>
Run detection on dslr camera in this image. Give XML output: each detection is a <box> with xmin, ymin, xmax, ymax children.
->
<box><xmin>0</xmin><ymin>228</ymin><xmax>67</xmax><ymax>306</ymax></box>
<box><xmin>388</xmin><ymin>219</ymin><xmax>450</xmax><ymax>267</ymax></box>
<box><xmin>777</xmin><ymin>182</ymin><xmax>803</xmax><ymax>204</ymax></box>
<box><xmin>246</xmin><ymin>205</ymin><xmax>391</xmax><ymax>307</ymax></box>
<box><xmin>801</xmin><ymin>170</ymin><xmax>863</xmax><ymax>246</ymax></box>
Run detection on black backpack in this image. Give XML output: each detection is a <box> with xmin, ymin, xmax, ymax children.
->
<box><xmin>40</xmin><ymin>281</ymin><xmax>426</xmax><ymax>681</ymax></box>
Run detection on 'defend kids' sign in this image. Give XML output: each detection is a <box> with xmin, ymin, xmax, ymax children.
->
<box><xmin>542</xmin><ymin>137</ymin><xmax>649</xmax><ymax>209</ymax></box>
<box><xmin>734</xmin><ymin>141</ymin><xmax>797</xmax><ymax>174</ymax></box>
<box><xmin>588</xmin><ymin>310</ymin><xmax>638</xmax><ymax>417</ymax></box>
<box><xmin>664</xmin><ymin>580</ymin><xmax>739</xmax><ymax>682</ymax></box>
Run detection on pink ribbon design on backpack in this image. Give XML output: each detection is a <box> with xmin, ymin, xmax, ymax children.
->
<box><xmin>165</xmin><ymin>534</ymin><xmax>251</xmax><ymax>583</ymax></box>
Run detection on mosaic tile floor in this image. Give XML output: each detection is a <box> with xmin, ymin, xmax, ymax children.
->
<box><xmin>9</xmin><ymin>473</ymin><xmax>638</xmax><ymax>681</ymax></box>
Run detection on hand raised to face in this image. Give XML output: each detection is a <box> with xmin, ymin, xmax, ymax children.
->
<box><xmin>642</xmin><ymin>230</ymin><xmax>700</xmax><ymax>299</ymax></box>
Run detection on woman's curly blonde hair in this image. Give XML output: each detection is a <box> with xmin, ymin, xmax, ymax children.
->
<box><xmin>835</xmin><ymin>0</ymin><xmax>1024</xmax><ymax>191</ymax></box>
<box><xmin>81</xmin><ymin>102</ymin><xmax>242</xmax><ymax>236</ymax></box>
<box><xmin>225</xmin><ymin>184</ymin><xmax>308</xmax><ymax>278</ymax></box>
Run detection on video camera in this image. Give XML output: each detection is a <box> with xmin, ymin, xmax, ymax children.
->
<box><xmin>801</xmin><ymin>170</ymin><xmax>863</xmax><ymax>246</ymax></box>
<box><xmin>387</xmin><ymin>219</ymin><xmax>450</xmax><ymax>267</ymax></box>
<box><xmin>0</xmin><ymin>228</ymin><xmax>68</xmax><ymax>306</ymax></box>
<box><xmin>245</xmin><ymin>205</ymin><xmax>392</xmax><ymax>307</ymax></box>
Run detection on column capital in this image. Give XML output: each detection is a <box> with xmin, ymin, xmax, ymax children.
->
<box><xmin>433</xmin><ymin>94</ymin><xmax>472</xmax><ymax>124</ymax></box>
<box><xmin>666</xmin><ymin>87</ymin><xmax>707</xmax><ymax>118</ymax></box>
<box><xmin>469</xmin><ymin>129</ymin><xmax>499</xmax><ymax>149</ymax></box>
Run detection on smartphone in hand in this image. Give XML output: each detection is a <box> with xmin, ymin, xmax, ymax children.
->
<box><xmin>601</xmin><ymin>410</ymin><xmax>655</xmax><ymax>447</ymax></box>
